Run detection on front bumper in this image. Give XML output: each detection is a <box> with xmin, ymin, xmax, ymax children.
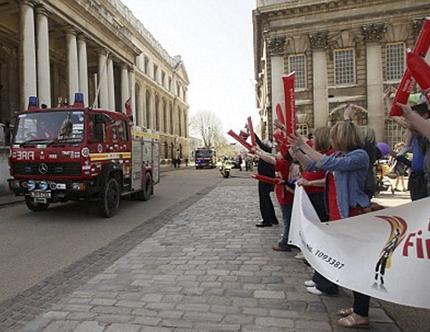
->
<box><xmin>8</xmin><ymin>179</ymin><xmax>99</xmax><ymax>202</ymax></box>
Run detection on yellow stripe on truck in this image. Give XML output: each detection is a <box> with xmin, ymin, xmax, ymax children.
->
<box><xmin>89</xmin><ymin>152</ymin><xmax>131</xmax><ymax>161</ymax></box>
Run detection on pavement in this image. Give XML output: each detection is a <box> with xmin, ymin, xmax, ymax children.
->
<box><xmin>5</xmin><ymin>177</ymin><xmax>403</xmax><ymax>332</ymax></box>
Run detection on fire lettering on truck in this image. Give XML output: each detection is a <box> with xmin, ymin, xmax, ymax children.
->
<box><xmin>16</xmin><ymin>150</ymin><xmax>35</xmax><ymax>161</ymax></box>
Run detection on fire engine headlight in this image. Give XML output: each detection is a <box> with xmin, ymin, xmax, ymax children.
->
<box><xmin>72</xmin><ymin>182</ymin><xmax>86</xmax><ymax>191</ymax></box>
<box><xmin>39</xmin><ymin>181</ymin><xmax>48</xmax><ymax>191</ymax></box>
<box><xmin>27</xmin><ymin>180</ymin><xmax>35</xmax><ymax>191</ymax></box>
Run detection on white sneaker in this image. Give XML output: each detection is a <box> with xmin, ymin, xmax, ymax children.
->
<box><xmin>295</xmin><ymin>252</ymin><xmax>305</xmax><ymax>259</ymax></box>
<box><xmin>304</xmin><ymin>280</ymin><xmax>316</xmax><ymax>287</ymax></box>
<box><xmin>306</xmin><ymin>286</ymin><xmax>323</xmax><ymax>296</ymax></box>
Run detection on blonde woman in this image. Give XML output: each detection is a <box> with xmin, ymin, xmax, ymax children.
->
<box><xmin>289</xmin><ymin>121</ymin><xmax>371</xmax><ymax>328</ymax></box>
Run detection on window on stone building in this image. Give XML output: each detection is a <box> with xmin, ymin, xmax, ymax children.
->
<box><xmin>161</xmin><ymin>71</ymin><xmax>166</xmax><ymax>87</ymax></box>
<box><xmin>144</xmin><ymin>56</ymin><xmax>149</xmax><ymax>75</ymax></box>
<box><xmin>334</xmin><ymin>49</ymin><xmax>355</xmax><ymax>86</ymax></box>
<box><xmin>288</xmin><ymin>54</ymin><xmax>306</xmax><ymax>89</ymax></box>
<box><xmin>168</xmin><ymin>77</ymin><xmax>172</xmax><ymax>91</ymax></box>
<box><xmin>153</xmin><ymin>64</ymin><xmax>158</xmax><ymax>82</ymax></box>
<box><xmin>297</xmin><ymin>124</ymin><xmax>308</xmax><ymax>136</ymax></box>
<box><xmin>386</xmin><ymin>43</ymin><xmax>405</xmax><ymax>82</ymax></box>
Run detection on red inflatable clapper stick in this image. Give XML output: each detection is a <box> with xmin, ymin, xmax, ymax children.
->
<box><xmin>390</xmin><ymin>18</ymin><xmax>430</xmax><ymax>116</ymax></box>
<box><xmin>252</xmin><ymin>174</ymin><xmax>282</xmax><ymax>186</ymax></box>
<box><xmin>407</xmin><ymin>51</ymin><xmax>430</xmax><ymax>102</ymax></box>
<box><xmin>275</xmin><ymin>104</ymin><xmax>285</xmax><ymax>126</ymax></box>
<box><xmin>227</xmin><ymin>130</ymin><xmax>253</xmax><ymax>151</ymax></box>
<box><xmin>282</xmin><ymin>72</ymin><xmax>296</xmax><ymax>135</ymax></box>
<box><xmin>247</xmin><ymin>116</ymin><xmax>256</xmax><ymax>147</ymax></box>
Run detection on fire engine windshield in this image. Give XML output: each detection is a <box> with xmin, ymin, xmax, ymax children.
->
<box><xmin>13</xmin><ymin>111</ymin><xmax>85</xmax><ymax>145</ymax></box>
<box><xmin>195</xmin><ymin>149</ymin><xmax>214</xmax><ymax>158</ymax></box>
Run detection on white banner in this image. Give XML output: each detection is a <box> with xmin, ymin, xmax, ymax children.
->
<box><xmin>288</xmin><ymin>186</ymin><xmax>430</xmax><ymax>309</ymax></box>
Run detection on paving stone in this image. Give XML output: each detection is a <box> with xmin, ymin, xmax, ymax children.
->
<box><xmin>22</xmin><ymin>318</ymin><xmax>51</xmax><ymax>332</ymax></box>
<box><xmin>42</xmin><ymin>311</ymin><xmax>69</xmax><ymax>320</ymax></box>
<box><xmin>255</xmin><ymin>316</ymin><xmax>294</xmax><ymax>328</ymax></box>
<box><xmin>183</xmin><ymin>311</ymin><xmax>223</xmax><ymax>322</ymax></box>
<box><xmin>254</xmin><ymin>290</ymin><xmax>285</xmax><ymax>299</ymax></box>
<box><xmin>133</xmin><ymin>316</ymin><xmax>161</xmax><ymax>326</ymax></box>
<box><xmin>104</xmin><ymin>323</ymin><xmax>141</xmax><ymax>332</ymax></box>
<box><xmin>73</xmin><ymin>321</ymin><xmax>105</xmax><ymax>332</ymax></box>
<box><xmin>44</xmin><ymin>320</ymin><xmax>79</xmax><ymax>332</ymax></box>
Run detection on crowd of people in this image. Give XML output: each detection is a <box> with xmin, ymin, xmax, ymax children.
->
<box><xmin>248</xmin><ymin>93</ymin><xmax>430</xmax><ymax>328</ymax></box>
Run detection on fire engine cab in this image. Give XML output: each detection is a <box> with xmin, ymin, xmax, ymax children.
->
<box><xmin>8</xmin><ymin>93</ymin><xmax>160</xmax><ymax>217</ymax></box>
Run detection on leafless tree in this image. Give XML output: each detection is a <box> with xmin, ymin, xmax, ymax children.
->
<box><xmin>191</xmin><ymin>111</ymin><xmax>223</xmax><ymax>148</ymax></box>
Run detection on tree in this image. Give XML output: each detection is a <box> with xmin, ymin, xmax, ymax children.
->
<box><xmin>190</xmin><ymin>111</ymin><xmax>223</xmax><ymax>148</ymax></box>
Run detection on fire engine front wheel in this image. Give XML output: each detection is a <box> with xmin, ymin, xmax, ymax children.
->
<box><xmin>25</xmin><ymin>196</ymin><xmax>50</xmax><ymax>212</ymax></box>
<box><xmin>99</xmin><ymin>177</ymin><xmax>120</xmax><ymax>218</ymax></box>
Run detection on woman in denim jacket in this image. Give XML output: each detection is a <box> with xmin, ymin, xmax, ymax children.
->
<box><xmin>289</xmin><ymin>120</ymin><xmax>371</xmax><ymax>329</ymax></box>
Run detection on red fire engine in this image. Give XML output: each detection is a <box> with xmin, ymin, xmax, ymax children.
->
<box><xmin>8</xmin><ymin>93</ymin><xmax>160</xmax><ymax>217</ymax></box>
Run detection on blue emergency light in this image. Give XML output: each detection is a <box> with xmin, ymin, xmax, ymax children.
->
<box><xmin>74</xmin><ymin>92</ymin><xmax>85</xmax><ymax>107</ymax></box>
<box><xmin>27</xmin><ymin>96</ymin><xmax>39</xmax><ymax>110</ymax></box>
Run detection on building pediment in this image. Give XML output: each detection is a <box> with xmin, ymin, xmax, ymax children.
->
<box><xmin>175</xmin><ymin>60</ymin><xmax>190</xmax><ymax>84</ymax></box>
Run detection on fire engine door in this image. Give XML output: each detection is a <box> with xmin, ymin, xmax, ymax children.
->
<box><xmin>131</xmin><ymin>139</ymin><xmax>143</xmax><ymax>191</ymax></box>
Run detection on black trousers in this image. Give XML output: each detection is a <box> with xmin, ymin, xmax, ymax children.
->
<box><xmin>308</xmin><ymin>192</ymin><xmax>328</xmax><ymax>222</ymax></box>
<box><xmin>258</xmin><ymin>181</ymin><xmax>277</xmax><ymax>224</ymax></box>
<box><xmin>409</xmin><ymin>171</ymin><xmax>427</xmax><ymax>201</ymax></box>
<box><xmin>312</xmin><ymin>271</ymin><xmax>339</xmax><ymax>295</ymax></box>
<box><xmin>353</xmin><ymin>292</ymin><xmax>370</xmax><ymax>317</ymax></box>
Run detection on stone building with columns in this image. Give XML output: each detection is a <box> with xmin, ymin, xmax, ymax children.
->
<box><xmin>253</xmin><ymin>0</ymin><xmax>430</xmax><ymax>146</ymax></box>
<box><xmin>0</xmin><ymin>0</ymin><xmax>189</xmax><ymax>191</ymax></box>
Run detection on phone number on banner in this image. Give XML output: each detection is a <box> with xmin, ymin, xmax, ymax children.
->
<box><xmin>314</xmin><ymin>249</ymin><xmax>345</xmax><ymax>270</ymax></box>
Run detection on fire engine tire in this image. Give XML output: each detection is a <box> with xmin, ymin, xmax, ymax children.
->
<box><xmin>25</xmin><ymin>196</ymin><xmax>49</xmax><ymax>212</ymax></box>
<box><xmin>99</xmin><ymin>177</ymin><xmax>120</xmax><ymax>218</ymax></box>
<box><xmin>138</xmin><ymin>173</ymin><xmax>152</xmax><ymax>201</ymax></box>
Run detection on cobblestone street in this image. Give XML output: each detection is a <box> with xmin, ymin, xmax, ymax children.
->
<box><xmin>11</xmin><ymin>182</ymin><xmax>399</xmax><ymax>332</ymax></box>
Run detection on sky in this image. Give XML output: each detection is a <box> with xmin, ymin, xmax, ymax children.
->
<box><xmin>121</xmin><ymin>0</ymin><xmax>258</xmax><ymax>139</ymax></box>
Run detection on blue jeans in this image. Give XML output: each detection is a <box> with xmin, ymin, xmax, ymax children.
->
<box><xmin>279</xmin><ymin>204</ymin><xmax>293</xmax><ymax>248</ymax></box>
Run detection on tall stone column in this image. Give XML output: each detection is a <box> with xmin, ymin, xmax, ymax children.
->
<box><xmin>20</xmin><ymin>0</ymin><xmax>37</xmax><ymax>109</ymax></box>
<box><xmin>77</xmin><ymin>34</ymin><xmax>88</xmax><ymax>106</ymax></box>
<box><xmin>309</xmin><ymin>31</ymin><xmax>329</xmax><ymax>129</ymax></box>
<box><xmin>362</xmin><ymin>23</ymin><xmax>386</xmax><ymax>141</ymax></box>
<box><xmin>121</xmin><ymin>64</ymin><xmax>130</xmax><ymax>114</ymax></box>
<box><xmin>107</xmin><ymin>56</ymin><xmax>115</xmax><ymax>110</ymax></box>
<box><xmin>97</xmin><ymin>49</ymin><xmax>109</xmax><ymax>109</ymax></box>
<box><xmin>267</xmin><ymin>37</ymin><xmax>286</xmax><ymax>138</ymax></box>
<box><xmin>129</xmin><ymin>69</ymin><xmax>136</xmax><ymax>120</ymax></box>
<box><xmin>35</xmin><ymin>5</ymin><xmax>50</xmax><ymax>107</ymax></box>
<box><xmin>66</xmin><ymin>28</ymin><xmax>79</xmax><ymax>103</ymax></box>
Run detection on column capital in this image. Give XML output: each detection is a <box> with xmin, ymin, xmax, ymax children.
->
<box><xmin>21</xmin><ymin>0</ymin><xmax>36</xmax><ymax>8</ymax></box>
<box><xmin>76</xmin><ymin>33</ymin><xmax>86</xmax><ymax>42</ymax></box>
<box><xmin>361</xmin><ymin>23</ymin><xmax>386</xmax><ymax>43</ymax></box>
<box><xmin>267</xmin><ymin>36</ymin><xmax>286</xmax><ymax>56</ymax></box>
<box><xmin>308</xmin><ymin>31</ymin><xmax>329</xmax><ymax>50</ymax></box>
<box><xmin>64</xmin><ymin>26</ymin><xmax>78</xmax><ymax>36</ymax></box>
<box><xmin>96</xmin><ymin>48</ymin><xmax>108</xmax><ymax>56</ymax></box>
<box><xmin>34</xmin><ymin>4</ymin><xmax>49</xmax><ymax>16</ymax></box>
